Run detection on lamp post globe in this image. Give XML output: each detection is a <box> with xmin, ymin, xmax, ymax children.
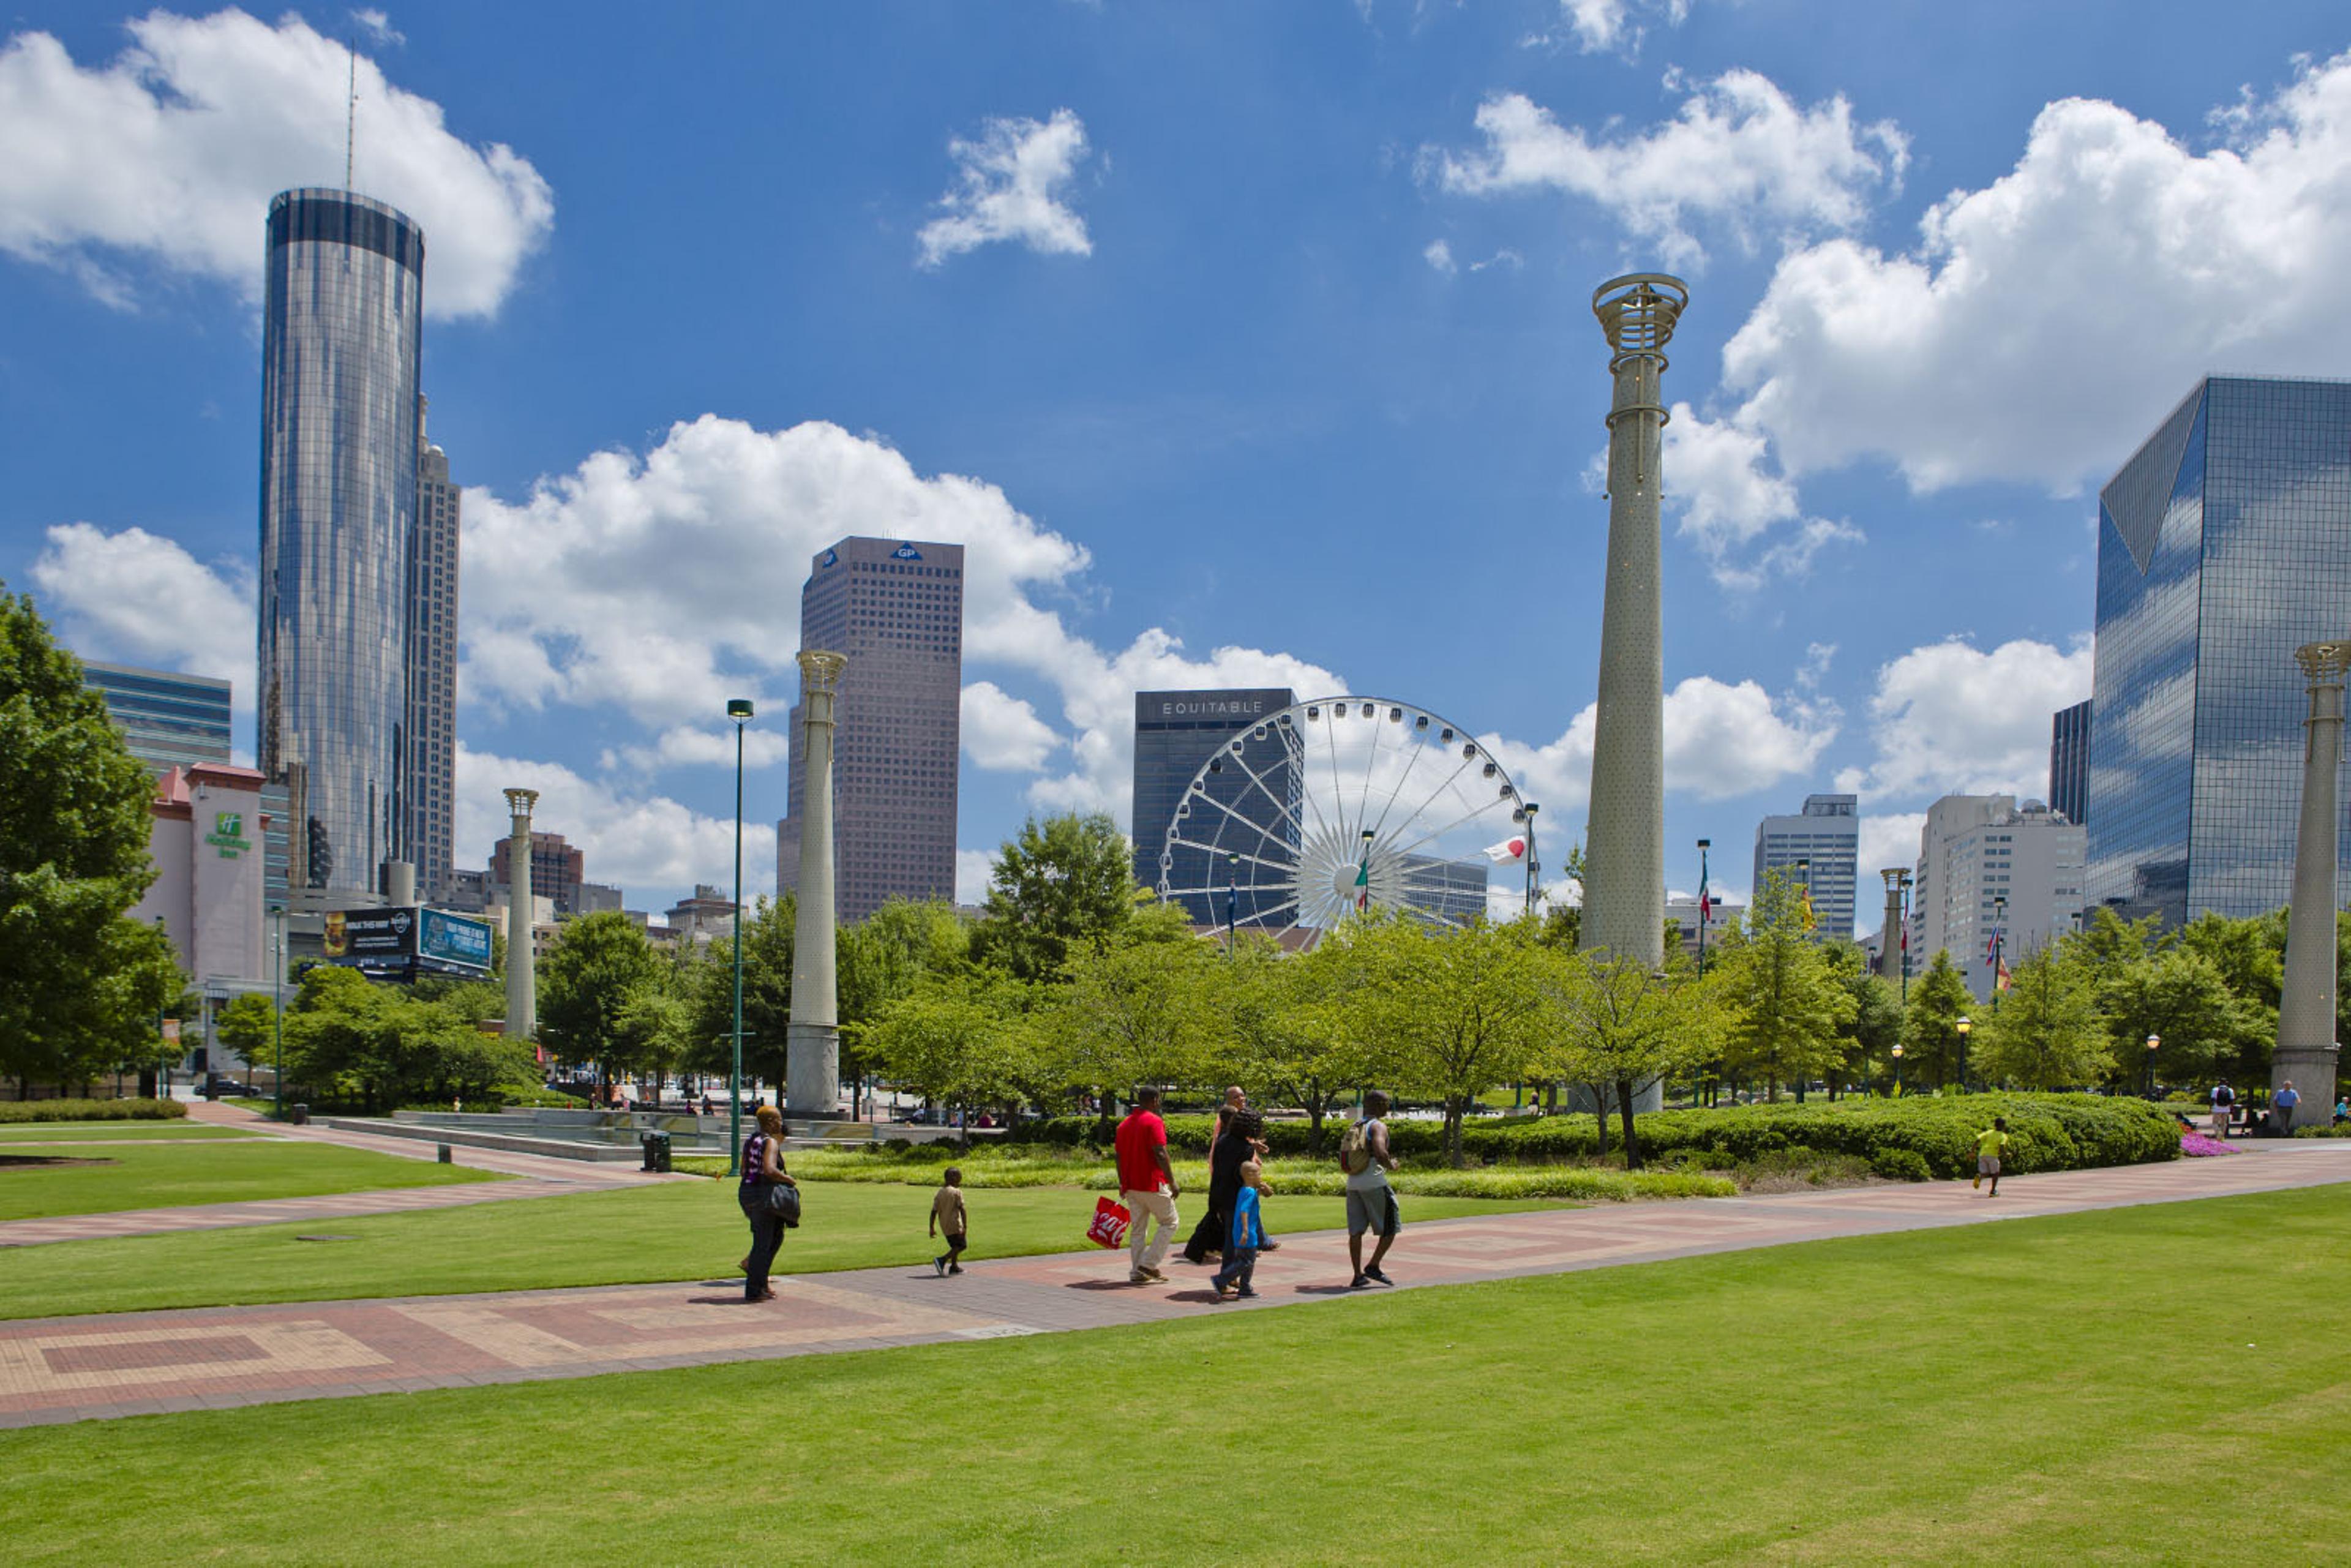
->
<box><xmin>726</xmin><ymin>697</ymin><xmax>754</xmax><ymax>1176</ymax></box>
<box><xmin>2145</xmin><ymin>1033</ymin><xmax>2161</xmax><ymax>1098</ymax></box>
<box><xmin>1955</xmin><ymin>1015</ymin><xmax>1972</xmax><ymax>1092</ymax></box>
<box><xmin>1891</xmin><ymin>1041</ymin><xmax>1904</xmax><ymax>1098</ymax></box>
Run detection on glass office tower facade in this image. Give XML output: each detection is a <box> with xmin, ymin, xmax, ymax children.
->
<box><xmin>2086</xmin><ymin>376</ymin><xmax>2351</xmax><ymax>926</ymax></box>
<box><xmin>1131</xmin><ymin>688</ymin><xmax>1298</xmax><ymax>926</ymax></box>
<box><xmin>2048</xmin><ymin>699</ymin><xmax>2091</xmax><ymax>828</ymax></box>
<box><xmin>778</xmin><ymin>538</ymin><xmax>964</xmax><ymax>921</ymax></box>
<box><xmin>257</xmin><ymin>189</ymin><xmax>424</xmax><ymax>902</ymax></box>
<box><xmin>80</xmin><ymin>661</ymin><xmax>233</xmax><ymax>775</ymax></box>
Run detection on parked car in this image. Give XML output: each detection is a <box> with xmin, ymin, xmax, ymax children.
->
<box><xmin>203</xmin><ymin>1076</ymin><xmax>255</xmax><ymax>1097</ymax></box>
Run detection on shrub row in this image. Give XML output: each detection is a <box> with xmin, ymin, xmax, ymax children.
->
<box><xmin>1008</xmin><ymin>1094</ymin><xmax>2180</xmax><ymax>1181</ymax></box>
<box><xmin>0</xmin><ymin>1097</ymin><xmax>186</xmax><ymax>1124</ymax></box>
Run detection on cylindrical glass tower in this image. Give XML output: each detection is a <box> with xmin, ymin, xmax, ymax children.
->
<box><xmin>257</xmin><ymin>189</ymin><xmax>424</xmax><ymax>902</ymax></box>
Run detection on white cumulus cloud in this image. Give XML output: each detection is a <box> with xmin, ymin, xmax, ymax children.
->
<box><xmin>1547</xmin><ymin>0</ymin><xmax>1691</xmax><ymax>55</ymax></box>
<box><xmin>961</xmin><ymin>681</ymin><xmax>1060</xmax><ymax>772</ymax></box>
<box><xmin>1838</xmin><ymin>637</ymin><xmax>2093</xmax><ymax>803</ymax></box>
<box><xmin>0</xmin><ymin>8</ymin><xmax>553</xmax><ymax>318</ymax></box>
<box><xmin>917</xmin><ymin>108</ymin><xmax>1094</xmax><ymax>268</ymax></box>
<box><xmin>1661</xmin><ymin>403</ymin><xmax>1863</xmax><ymax>588</ymax></box>
<box><xmin>1723</xmin><ymin>49</ymin><xmax>2351</xmax><ymax>493</ymax></box>
<box><xmin>29</xmin><ymin>522</ymin><xmax>254</xmax><ymax>691</ymax></box>
<box><xmin>1434</xmin><ymin>70</ymin><xmax>1907</xmax><ymax>268</ymax></box>
<box><xmin>1423</xmin><ymin>238</ymin><xmax>1457</xmax><ymax>274</ymax></box>
<box><xmin>1481</xmin><ymin>675</ymin><xmax>1838</xmax><ymax>817</ymax></box>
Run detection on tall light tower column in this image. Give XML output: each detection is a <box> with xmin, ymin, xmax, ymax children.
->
<box><xmin>1581</xmin><ymin>274</ymin><xmax>1687</xmax><ymax>1112</ymax></box>
<box><xmin>502</xmin><ymin>788</ymin><xmax>538</xmax><ymax>1045</ymax></box>
<box><xmin>2276</xmin><ymin>641</ymin><xmax>2349</xmax><ymax>1128</ymax></box>
<box><xmin>1878</xmin><ymin>869</ymin><xmax>1908</xmax><ymax>985</ymax></box>
<box><xmin>787</xmin><ymin>651</ymin><xmax>847</xmax><ymax>1118</ymax></box>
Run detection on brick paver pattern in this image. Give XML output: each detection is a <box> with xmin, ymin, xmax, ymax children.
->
<box><xmin>2</xmin><ymin>1143</ymin><xmax>2344</xmax><ymax>1428</ymax></box>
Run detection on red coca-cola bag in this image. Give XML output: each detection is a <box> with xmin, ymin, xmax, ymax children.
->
<box><xmin>1086</xmin><ymin>1196</ymin><xmax>1131</xmax><ymax>1250</ymax></box>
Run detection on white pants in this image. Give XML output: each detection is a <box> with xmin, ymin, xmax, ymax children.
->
<box><xmin>1122</xmin><ymin>1188</ymin><xmax>1178</xmax><ymax>1274</ymax></box>
<box><xmin>2211</xmin><ymin>1108</ymin><xmax>2231</xmax><ymax>1137</ymax></box>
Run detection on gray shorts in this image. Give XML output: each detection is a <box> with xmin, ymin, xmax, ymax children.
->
<box><xmin>1978</xmin><ymin>1155</ymin><xmax>2001</xmax><ymax>1176</ymax></box>
<box><xmin>1346</xmin><ymin>1185</ymin><xmax>1401</xmax><ymax>1237</ymax></box>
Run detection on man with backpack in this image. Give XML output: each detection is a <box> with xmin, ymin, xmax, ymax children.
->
<box><xmin>2210</xmin><ymin>1078</ymin><xmax>2236</xmax><ymax>1139</ymax></box>
<box><xmin>1341</xmin><ymin>1090</ymin><xmax>1401</xmax><ymax>1289</ymax></box>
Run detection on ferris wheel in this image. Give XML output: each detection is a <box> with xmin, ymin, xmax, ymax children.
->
<box><xmin>1153</xmin><ymin>696</ymin><xmax>1532</xmax><ymax>943</ymax></box>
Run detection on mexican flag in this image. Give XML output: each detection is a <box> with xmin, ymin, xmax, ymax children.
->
<box><xmin>1355</xmin><ymin>855</ymin><xmax>1371</xmax><ymax>912</ymax></box>
<box><xmin>1483</xmin><ymin>836</ymin><xmax>1528</xmax><ymax>866</ymax></box>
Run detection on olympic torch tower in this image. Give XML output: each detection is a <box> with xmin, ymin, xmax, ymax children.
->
<box><xmin>2276</xmin><ymin>641</ymin><xmax>2349</xmax><ymax>1128</ymax></box>
<box><xmin>1580</xmin><ymin>274</ymin><xmax>1687</xmax><ymax>1099</ymax></box>
<box><xmin>786</xmin><ymin>650</ymin><xmax>847</xmax><ymax>1117</ymax></box>
<box><xmin>502</xmin><ymin>787</ymin><xmax>538</xmax><ymax>1045</ymax></box>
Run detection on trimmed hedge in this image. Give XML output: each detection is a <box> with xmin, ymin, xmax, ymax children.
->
<box><xmin>0</xmin><ymin>1097</ymin><xmax>186</xmax><ymax>1124</ymax></box>
<box><xmin>1009</xmin><ymin>1094</ymin><xmax>2180</xmax><ymax>1180</ymax></box>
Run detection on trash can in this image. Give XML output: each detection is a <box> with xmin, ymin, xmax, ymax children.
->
<box><xmin>641</xmin><ymin>1130</ymin><xmax>672</xmax><ymax>1173</ymax></box>
<box><xmin>289</xmin><ymin>1103</ymin><xmax>309</xmax><ymax>1126</ymax></box>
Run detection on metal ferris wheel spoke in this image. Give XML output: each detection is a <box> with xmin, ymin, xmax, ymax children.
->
<box><xmin>1172</xmin><ymin>789</ymin><xmax>1295</xmax><ymax>858</ymax></box>
<box><xmin>1352</xmin><ymin>706</ymin><xmax>1386</xmax><ymax>846</ymax></box>
<box><xmin>1163</xmin><ymin>836</ymin><xmax>1296</xmax><ymax>879</ymax></box>
<box><xmin>1384</xmin><ymin>788</ymin><xmax>1515</xmax><ymax>866</ymax></box>
<box><xmin>1362</xmin><ymin>713</ymin><xmax>1436</xmax><ymax>847</ymax></box>
<box><xmin>1319</xmin><ymin>708</ymin><xmax>1348</xmax><ymax>836</ymax></box>
<box><xmin>1220</xmin><ymin>737</ymin><xmax>1311</xmax><ymax>841</ymax></box>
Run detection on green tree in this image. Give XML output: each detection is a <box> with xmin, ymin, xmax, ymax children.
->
<box><xmin>839</xmin><ymin>898</ymin><xmax>969</xmax><ymax>1112</ymax></box>
<box><xmin>1977</xmin><ymin>949</ymin><xmax>2112</xmax><ymax>1089</ymax></box>
<box><xmin>1213</xmin><ymin>934</ymin><xmax>1367</xmax><ymax>1153</ymax></box>
<box><xmin>0</xmin><ymin>584</ymin><xmax>179</xmax><ymax>1091</ymax></box>
<box><xmin>2099</xmin><ymin>948</ymin><xmax>2262</xmax><ymax>1087</ymax></box>
<box><xmin>1330</xmin><ymin>914</ymin><xmax>1545</xmax><ymax>1166</ymax></box>
<box><xmin>212</xmin><ymin>992</ymin><xmax>280</xmax><ymax>1076</ymax></box>
<box><xmin>865</xmin><ymin>972</ymin><xmax>1038</xmax><ymax>1139</ymax></box>
<box><xmin>1830</xmin><ymin>948</ymin><xmax>1904</xmax><ymax>1096</ymax></box>
<box><xmin>969</xmin><ymin>812</ymin><xmax>1137</xmax><ymax>981</ymax></box>
<box><xmin>538</xmin><ymin>912</ymin><xmax>671</xmax><ymax>1089</ymax></box>
<box><xmin>1717</xmin><ymin>869</ymin><xmax>1856</xmax><ymax>1100</ymax></box>
<box><xmin>1900</xmin><ymin>950</ymin><xmax>1974</xmax><ymax>1089</ymax></box>
<box><xmin>686</xmin><ymin>893</ymin><xmax>795</xmax><ymax>1090</ymax></box>
<box><xmin>1541</xmin><ymin>950</ymin><xmax>1718</xmax><ymax>1167</ymax></box>
<box><xmin>1046</xmin><ymin>926</ymin><xmax>1219</xmax><ymax>1099</ymax></box>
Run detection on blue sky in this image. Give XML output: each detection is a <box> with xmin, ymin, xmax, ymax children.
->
<box><xmin>6</xmin><ymin>1</ymin><xmax>2351</xmax><ymax>929</ymax></box>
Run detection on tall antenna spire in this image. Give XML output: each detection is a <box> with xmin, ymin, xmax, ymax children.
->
<box><xmin>344</xmin><ymin>33</ymin><xmax>357</xmax><ymax>189</ymax></box>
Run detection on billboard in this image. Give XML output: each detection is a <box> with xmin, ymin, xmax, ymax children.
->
<box><xmin>323</xmin><ymin>906</ymin><xmax>495</xmax><ymax>980</ymax></box>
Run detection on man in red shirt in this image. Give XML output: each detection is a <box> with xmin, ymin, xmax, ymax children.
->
<box><xmin>1114</xmin><ymin>1087</ymin><xmax>1182</xmax><ymax>1283</ymax></box>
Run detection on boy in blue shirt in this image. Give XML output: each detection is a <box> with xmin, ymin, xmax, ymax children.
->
<box><xmin>1212</xmin><ymin>1157</ymin><xmax>1269</xmax><ymax>1301</ymax></box>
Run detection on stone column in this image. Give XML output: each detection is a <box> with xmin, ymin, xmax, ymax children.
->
<box><xmin>1878</xmin><ymin>869</ymin><xmax>1907</xmax><ymax>985</ymax></box>
<box><xmin>503</xmin><ymin>788</ymin><xmax>538</xmax><ymax>1044</ymax></box>
<box><xmin>1581</xmin><ymin>274</ymin><xmax>1687</xmax><ymax>1114</ymax></box>
<box><xmin>787</xmin><ymin>651</ymin><xmax>847</xmax><ymax>1117</ymax></box>
<box><xmin>2275</xmin><ymin>641</ymin><xmax>2349</xmax><ymax>1129</ymax></box>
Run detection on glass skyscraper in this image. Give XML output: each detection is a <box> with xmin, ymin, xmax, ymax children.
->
<box><xmin>79</xmin><ymin>661</ymin><xmax>232</xmax><ymax>776</ymax></box>
<box><xmin>2086</xmin><ymin>377</ymin><xmax>2351</xmax><ymax>927</ymax></box>
<box><xmin>2047</xmin><ymin>698</ymin><xmax>2091</xmax><ymax>828</ymax></box>
<box><xmin>778</xmin><ymin>538</ymin><xmax>963</xmax><ymax>921</ymax></box>
<box><xmin>1131</xmin><ymin>688</ymin><xmax>1297</xmax><ymax>925</ymax></box>
<box><xmin>256</xmin><ymin>189</ymin><xmax>424</xmax><ymax>903</ymax></box>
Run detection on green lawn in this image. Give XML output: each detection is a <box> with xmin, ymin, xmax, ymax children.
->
<box><xmin>0</xmin><ymin>1139</ymin><xmax>496</xmax><ymax>1221</ymax></box>
<box><xmin>0</xmin><ymin>1179</ymin><xmax>1569</xmax><ymax>1320</ymax></box>
<box><xmin>6</xmin><ymin>1186</ymin><xmax>2349</xmax><ymax>1565</ymax></box>
<box><xmin>0</xmin><ymin>1122</ymin><xmax>257</xmax><ymax>1144</ymax></box>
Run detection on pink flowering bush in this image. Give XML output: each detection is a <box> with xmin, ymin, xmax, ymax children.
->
<box><xmin>2180</xmin><ymin>1131</ymin><xmax>2236</xmax><ymax>1157</ymax></box>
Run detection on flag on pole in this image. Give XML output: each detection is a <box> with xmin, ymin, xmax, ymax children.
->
<box><xmin>1799</xmin><ymin>886</ymin><xmax>1817</xmax><ymax>931</ymax></box>
<box><xmin>1984</xmin><ymin>929</ymin><xmax>2001</xmax><ymax>967</ymax></box>
<box><xmin>1482</xmin><ymin>836</ymin><xmax>1528</xmax><ymax>866</ymax></box>
<box><xmin>1995</xmin><ymin>958</ymin><xmax>2013</xmax><ymax>993</ymax></box>
<box><xmin>1354</xmin><ymin>855</ymin><xmax>1371</xmax><ymax>912</ymax></box>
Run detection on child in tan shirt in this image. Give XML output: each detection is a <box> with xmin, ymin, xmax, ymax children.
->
<box><xmin>931</xmin><ymin>1168</ymin><xmax>969</xmax><ymax>1276</ymax></box>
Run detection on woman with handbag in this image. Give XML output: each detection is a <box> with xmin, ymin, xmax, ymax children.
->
<box><xmin>738</xmin><ymin>1105</ymin><xmax>798</xmax><ymax>1302</ymax></box>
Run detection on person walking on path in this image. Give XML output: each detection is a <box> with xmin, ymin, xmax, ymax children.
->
<box><xmin>737</xmin><ymin>1105</ymin><xmax>797</xmax><ymax>1302</ymax></box>
<box><xmin>2274</xmin><ymin>1081</ymin><xmax>2301</xmax><ymax>1134</ymax></box>
<box><xmin>1185</xmin><ymin>1106</ymin><xmax>1270</xmax><ymax>1265</ymax></box>
<box><xmin>1212</xmin><ymin>1157</ymin><xmax>1270</xmax><ymax>1302</ymax></box>
<box><xmin>1974</xmin><ymin>1117</ymin><xmax>2011</xmax><ymax>1197</ymax></box>
<box><xmin>1116</xmin><ymin>1087</ymin><xmax>1182</xmax><ymax>1284</ymax></box>
<box><xmin>2210</xmin><ymin>1079</ymin><xmax>2236</xmax><ymax>1139</ymax></box>
<box><xmin>1344</xmin><ymin>1090</ymin><xmax>1401</xmax><ymax>1289</ymax></box>
<box><xmin>931</xmin><ymin>1167</ymin><xmax>969</xmax><ymax>1276</ymax></box>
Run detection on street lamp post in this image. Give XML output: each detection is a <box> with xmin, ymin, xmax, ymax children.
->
<box><xmin>269</xmin><ymin>907</ymin><xmax>285</xmax><ymax>1119</ymax></box>
<box><xmin>1898</xmin><ymin>869</ymin><xmax>1913</xmax><ymax>1007</ymax></box>
<box><xmin>1991</xmin><ymin>894</ymin><xmax>2008</xmax><ymax>1011</ymax></box>
<box><xmin>1355</xmin><ymin>828</ymin><xmax>1376</xmax><ymax>914</ymax></box>
<box><xmin>1695</xmin><ymin>836</ymin><xmax>1713</xmax><ymax>1108</ymax></box>
<box><xmin>1226</xmin><ymin>853</ymin><xmax>1239</xmax><ymax>956</ymax></box>
<box><xmin>1522</xmin><ymin>802</ymin><xmax>1542</xmax><ymax>916</ymax></box>
<box><xmin>1955</xmin><ymin>1015</ymin><xmax>1972</xmax><ymax>1093</ymax></box>
<box><xmin>726</xmin><ymin>696</ymin><xmax>754</xmax><ymax>1176</ymax></box>
<box><xmin>2145</xmin><ymin>1033</ymin><xmax>2161</xmax><ymax>1098</ymax></box>
<box><xmin>1891</xmin><ymin>1042</ymin><xmax>1904</xmax><ymax>1099</ymax></box>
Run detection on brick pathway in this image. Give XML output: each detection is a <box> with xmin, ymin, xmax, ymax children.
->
<box><xmin>0</xmin><ymin>1103</ymin><xmax>691</xmax><ymax>1250</ymax></box>
<box><xmin>3</xmin><ymin>1142</ymin><xmax>2345</xmax><ymax>1428</ymax></box>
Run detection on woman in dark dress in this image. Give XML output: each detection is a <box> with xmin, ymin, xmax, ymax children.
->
<box><xmin>737</xmin><ymin>1105</ymin><xmax>797</xmax><ymax>1302</ymax></box>
<box><xmin>1184</xmin><ymin>1108</ymin><xmax>1267</xmax><ymax>1264</ymax></box>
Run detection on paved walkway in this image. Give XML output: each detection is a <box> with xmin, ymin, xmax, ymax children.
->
<box><xmin>3</xmin><ymin>1142</ymin><xmax>2346</xmax><ymax>1428</ymax></box>
<box><xmin>0</xmin><ymin>1103</ymin><xmax>691</xmax><ymax>1250</ymax></box>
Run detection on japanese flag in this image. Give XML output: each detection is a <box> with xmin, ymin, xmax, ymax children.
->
<box><xmin>1483</xmin><ymin>836</ymin><xmax>1528</xmax><ymax>865</ymax></box>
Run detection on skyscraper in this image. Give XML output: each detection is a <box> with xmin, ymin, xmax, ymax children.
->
<box><xmin>777</xmin><ymin>538</ymin><xmax>963</xmax><ymax>921</ymax></box>
<box><xmin>1130</xmin><ymin>688</ymin><xmax>1298</xmax><ymax>925</ymax></box>
<box><xmin>2048</xmin><ymin>699</ymin><xmax>2091</xmax><ymax>828</ymax></box>
<box><xmin>406</xmin><ymin>399</ymin><xmax>460</xmax><ymax>904</ymax></box>
<box><xmin>256</xmin><ymin>188</ymin><xmax>424</xmax><ymax>904</ymax></box>
<box><xmin>1752</xmin><ymin>793</ymin><xmax>1858</xmax><ymax>940</ymax></box>
<box><xmin>2086</xmin><ymin>377</ymin><xmax>2351</xmax><ymax>927</ymax></box>
<box><xmin>79</xmin><ymin>661</ymin><xmax>232</xmax><ymax>776</ymax></box>
<box><xmin>1910</xmin><ymin>795</ymin><xmax>2086</xmax><ymax>1001</ymax></box>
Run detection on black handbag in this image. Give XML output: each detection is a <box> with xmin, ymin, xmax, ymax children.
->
<box><xmin>763</xmin><ymin>1180</ymin><xmax>802</xmax><ymax>1228</ymax></box>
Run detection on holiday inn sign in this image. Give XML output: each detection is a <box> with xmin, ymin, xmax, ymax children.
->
<box><xmin>203</xmin><ymin>812</ymin><xmax>248</xmax><ymax>858</ymax></box>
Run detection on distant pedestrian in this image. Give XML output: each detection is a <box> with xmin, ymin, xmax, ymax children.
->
<box><xmin>701</xmin><ymin>1092</ymin><xmax>715</xmax><ymax>1117</ymax></box>
<box><xmin>1116</xmin><ymin>1087</ymin><xmax>1182</xmax><ymax>1285</ymax></box>
<box><xmin>2210</xmin><ymin>1079</ymin><xmax>2236</xmax><ymax>1139</ymax></box>
<box><xmin>1975</xmin><ymin>1117</ymin><xmax>2011</xmax><ymax>1196</ymax></box>
<box><xmin>1212</xmin><ymin>1157</ymin><xmax>1269</xmax><ymax>1301</ymax></box>
<box><xmin>2334</xmin><ymin>1095</ymin><xmax>2347</xmax><ymax>1127</ymax></box>
<box><xmin>1343</xmin><ymin>1090</ymin><xmax>1401</xmax><ymax>1289</ymax></box>
<box><xmin>1185</xmin><ymin>1106</ymin><xmax>1262</xmax><ymax>1265</ymax></box>
<box><xmin>931</xmin><ymin>1167</ymin><xmax>969</xmax><ymax>1276</ymax></box>
<box><xmin>2274</xmin><ymin>1081</ymin><xmax>2301</xmax><ymax>1134</ymax></box>
<box><xmin>737</xmin><ymin>1105</ymin><xmax>797</xmax><ymax>1302</ymax></box>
